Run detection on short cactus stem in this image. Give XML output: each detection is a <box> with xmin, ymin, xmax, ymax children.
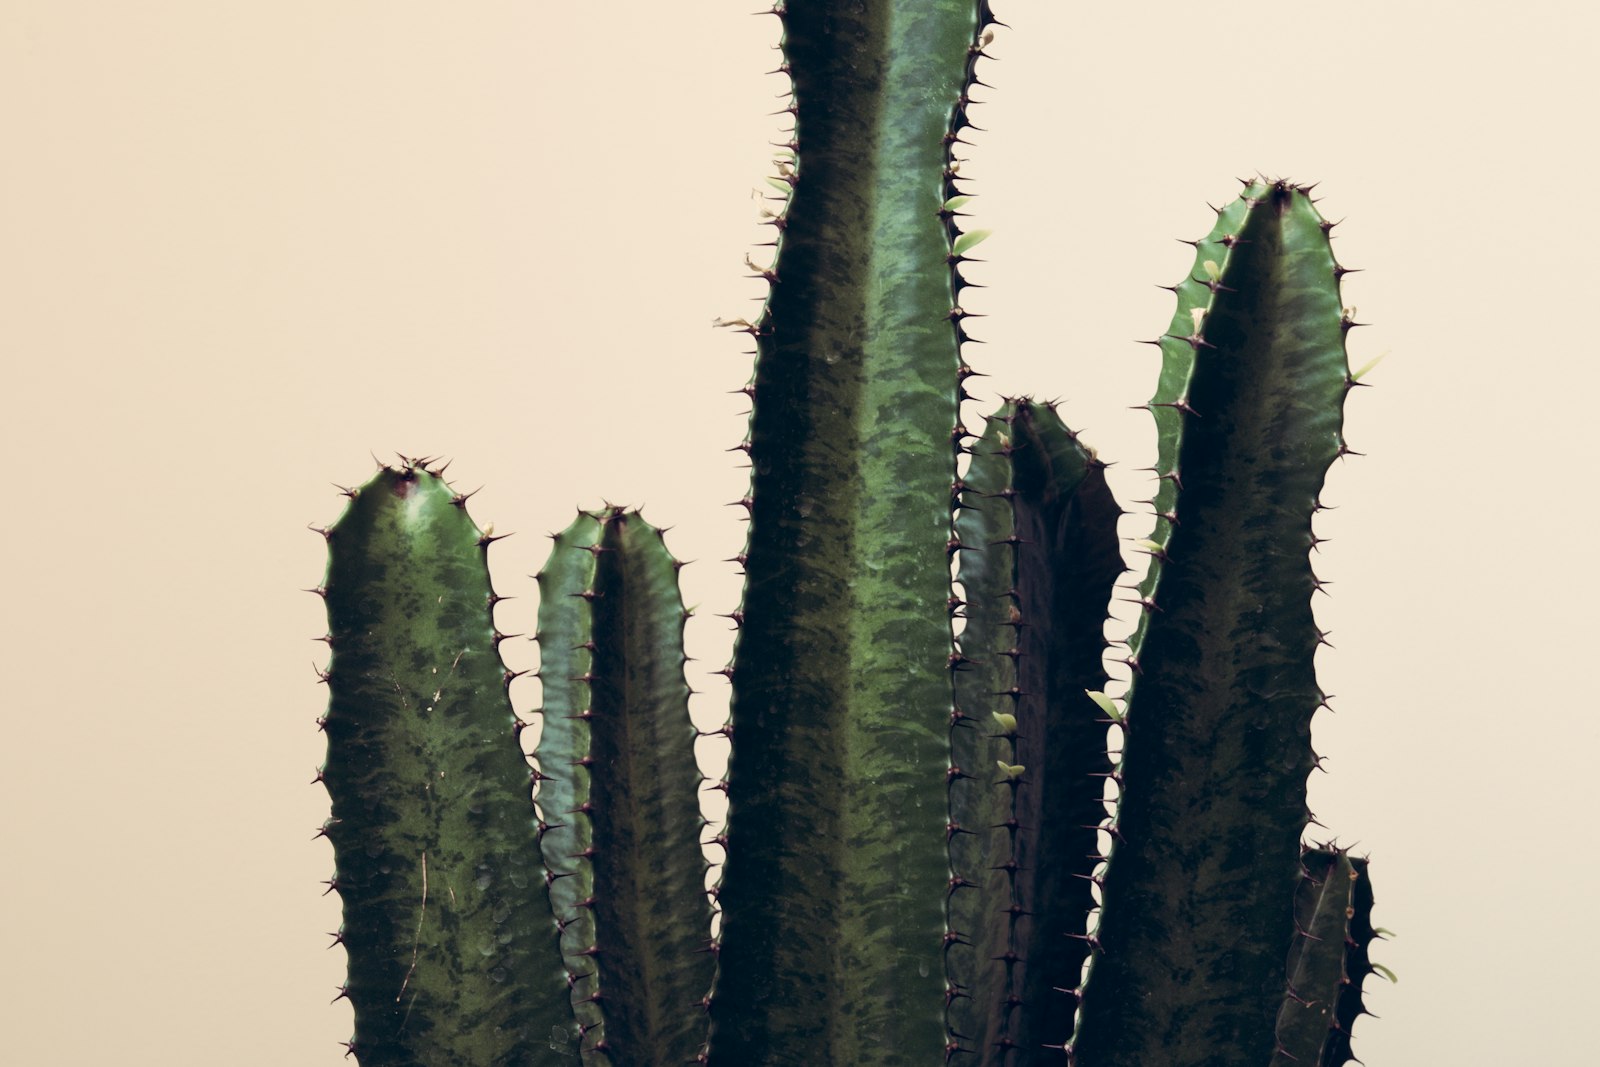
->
<box><xmin>316</xmin><ymin>461</ymin><xmax>567</xmax><ymax>1066</ymax></box>
<box><xmin>533</xmin><ymin>507</ymin><xmax>713</xmax><ymax>1065</ymax></box>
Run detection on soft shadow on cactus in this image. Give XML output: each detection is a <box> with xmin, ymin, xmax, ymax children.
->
<box><xmin>308</xmin><ymin>2</ymin><xmax>1388</xmax><ymax>1065</ymax></box>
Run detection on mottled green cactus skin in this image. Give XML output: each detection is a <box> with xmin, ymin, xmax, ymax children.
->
<box><xmin>1070</xmin><ymin>180</ymin><xmax>1363</xmax><ymax>1067</ymax></box>
<box><xmin>311</xmin><ymin>5</ymin><xmax>1391</xmax><ymax>1065</ymax></box>
<box><xmin>316</xmin><ymin>462</ymin><xmax>567</xmax><ymax>1066</ymax></box>
<box><xmin>708</xmin><ymin>1</ymin><xmax>993</xmax><ymax>1063</ymax></box>
<box><xmin>531</xmin><ymin>508</ymin><xmax>714</xmax><ymax>1065</ymax></box>
<box><xmin>946</xmin><ymin>399</ymin><xmax>1124</xmax><ymax>1062</ymax></box>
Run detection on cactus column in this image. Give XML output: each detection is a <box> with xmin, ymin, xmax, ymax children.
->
<box><xmin>531</xmin><ymin>508</ymin><xmax>714</xmax><ymax>1064</ymax></box>
<box><xmin>1069</xmin><ymin>181</ymin><xmax>1359</xmax><ymax>1067</ymax></box>
<box><xmin>946</xmin><ymin>399</ymin><xmax>1125</xmax><ymax>1062</ymax></box>
<box><xmin>709</xmin><ymin>2</ymin><xmax>991</xmax><ymax>1064</ymax></box>
<box><xmin>316</xmin><ymin>462</ymin><xmax>567</xmax><ymax>1066</ymax></box>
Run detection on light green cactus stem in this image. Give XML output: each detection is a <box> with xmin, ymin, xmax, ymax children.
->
<box><xmin>1070</xmin><ymin>181</ymin><xmax>1359</xmax><ymax>1066</ymax></box>
<box><xmin>315</xmin><ymin>461</ymin><xmax>567</xmax><ymax>1067</ymax></box>
<box><xmin>707</xmin><ymin>2</ymin><xmax>993</xmax><ymax>1064</ymax></box>
<box><xmin>1272</xmin><ymin>847</ymin><xmax>1379</xmax><ymax>1065</ymax></box>
<box><xmin>531</xmin><ymin>508</ymin><xmax>713</xmax><ymax>1065</ymax></box>
<box><xmin>946</xmin><ymin>399</ymin><xmax>1124</xmax><ymax>1063</ymax></box>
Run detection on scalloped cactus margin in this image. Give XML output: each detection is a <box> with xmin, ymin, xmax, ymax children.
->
<box><xmin>307</xmin><ymin>2</ymin><xmax>1390</xmax><ymax>1064</ymax></box>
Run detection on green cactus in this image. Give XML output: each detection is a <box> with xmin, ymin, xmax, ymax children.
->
<box><xmin>710</xmin><ymin>1</ymin><xmax>980</xmax><ymax>1060</ymax></box>
<box><xmin>944</xmin><ymin>398</ymin><xmax>1127</xmax><ymax>1059</ymax></box>
<box><xmin>1067</xmin><ymin>177</ymin><xmax>1365</xmax><ymax>1067</ymax></box>
<box><xmin>315</xmin><ymin>465</ymin><xmax>567</xmax><ymax>1065</ymax></box>
<box><xmin>531</xmin><ymin>507</ymin><xmax>715</xmax><ymax>1064</ymax></box>
<box><xmin>310</xmin><ymin>2</ymin><xmax>1387</xmax><ymax>1064</ymax></box>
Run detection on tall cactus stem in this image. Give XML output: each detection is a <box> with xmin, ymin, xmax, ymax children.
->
<box><xmin>1070</xmin><ymin>181</ymin><xmax>1359</xmax><ymax>1066</ymax></box>
<box><xmin>709</xmin><ymin>2</ymin><xmax>993</xmax><ymax>1063</ymax></box>
<box><xmin>945</xmin><ymin>399</ymin><xmax>1125</xmax><ymax>1064</ymax></box>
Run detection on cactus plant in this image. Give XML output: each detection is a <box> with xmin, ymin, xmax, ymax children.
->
<box><xmin>310</xmin><ymin>1</ymin><xmax>1386</xmax><ymax>1064</ymax></box>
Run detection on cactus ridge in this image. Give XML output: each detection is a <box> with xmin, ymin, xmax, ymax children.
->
<box><xmin>709</xmin><ymin>2</ymin><xmax>995</xmax><ymax>1063</ymax></box>
<box><xmin>316</xmin><ymin>460</ymin><xmax>567</xmax><ymax>1067</ymax></box>
<box><xmin>532</xmin><ymin>507</ymin><xmax>713</xmax><ymax>1065</ymax></box>
<box><xmin>1070</xmin><ymin>181</ymin><xmax>1361</xmax><ymax>1066</ymax></box>
<box><xmin>945</xmin><ymin>399</ymin><xmax>1126</xmax><ymax>1064</ymax></box>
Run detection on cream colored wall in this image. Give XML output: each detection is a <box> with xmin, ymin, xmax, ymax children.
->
<box><xmin>2</xmin><ymin>2</ymin><xmax>1591</xmax><ymax>1062</ymax></box>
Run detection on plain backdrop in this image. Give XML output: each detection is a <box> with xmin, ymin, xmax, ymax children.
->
<box><xmin>2</xmin><ymin>1</ymin><xmax>1592</xmax><ymax>1062</ymax></box>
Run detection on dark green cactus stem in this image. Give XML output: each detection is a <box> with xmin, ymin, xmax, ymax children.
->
<box><xmin>1272</xmin><ymin>847</ymin><xmax>1378</xmax><ymax>1065</ymax></box>
<box><xmin>1070</xmin><ymin>180</ymin><xmax>1358</xmax><ymax>1066</ymax></box>
<box><xmin>316</xmin><ymin>461</ymin><xmax>566</xmax><ymax>1067</ymax></box>
<box><xmin>946</xmin><ymin>399</ymin><xmax>1125</xmax><ymax>1063</ymax></box>
<box><xmin>709</xmin><ymin>1</ymin><xmax>993</xmax><ymax>1063</ymax></box>
<box><xmin>532</xmin><ymin>508</ymin><xmax>713</xmax><ymax>1065</ymax></box>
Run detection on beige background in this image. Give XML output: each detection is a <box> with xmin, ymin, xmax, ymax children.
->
<box><xmin>2</xmin><ymin>1</ymin><xmax>1591</xmax><ymax>1062</ymax></box>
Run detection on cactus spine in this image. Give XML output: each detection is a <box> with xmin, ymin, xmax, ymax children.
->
<box><xmin>310</xmin><ymin>3</ymin><xmax>1385</xmax><ymax>1064</ymax></box>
